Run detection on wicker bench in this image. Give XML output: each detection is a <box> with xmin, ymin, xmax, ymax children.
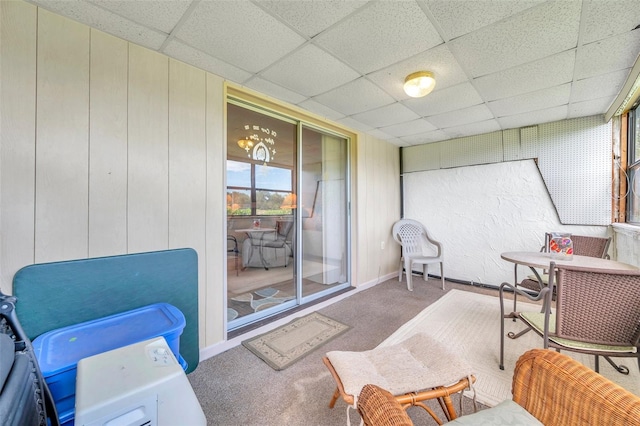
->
<box><xmin>324</xmin><ymin>333</ymin><xmax>475</xmax><ymax>424</ymax></box>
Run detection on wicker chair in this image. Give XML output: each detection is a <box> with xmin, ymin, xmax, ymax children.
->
<box><xmin>515</xmin><ymin>234</ymin><xmax>611</xmax><ymax>304</ymax></box>
<box><xmin>358</xmin><ymin>349</ymin><xmax>640</xmax><ymax>426</ymax></box>
<box><xmin>392</xmin><ymin>219</ymin><xmax>444</xmax><ymax>291</ymax></box>
<box><xmin>500</xmin><ymin>262</ymin><xmax>640</xmax><ymax>375</ymax></box>
<box><xmin>323</xmin><ymin>333</ymin><xmax>475</xmax><ymax>424</ymax></box>
<box><xmin>357</xmin><ymin>384</ymin><xmax>413</xmax><ymax>426</ymax></box>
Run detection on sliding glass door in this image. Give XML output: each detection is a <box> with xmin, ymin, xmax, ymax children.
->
<box><xmin>299</xmin><ymin>126</ymin><xmax>349</xmax><ymax>300</ymax></box>
<box><xmin>226</xmin><ymin>100</ymin><xmax>350</xmax><ymax>330</ymax></box>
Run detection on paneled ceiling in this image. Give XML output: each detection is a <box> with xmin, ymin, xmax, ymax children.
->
<box><xmin>29</xmin><ymin>0</ymin><xmax>640</xmax><ymax>146</ymax></box>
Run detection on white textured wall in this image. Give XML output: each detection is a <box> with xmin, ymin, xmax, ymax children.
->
<box><xmin>403</xmin><ymin>116</ymin><xmax>613</xmax><ymax>226</ymax></box>
<box><xmin>404</xmin><ymin>160</ymin><xmax>609</xmax><ymax>286</ymax></box>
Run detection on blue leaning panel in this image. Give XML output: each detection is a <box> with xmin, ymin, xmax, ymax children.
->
<box><xmin>12</xmin><ymin>248</ymin><xmax>199</xmax><ymax>373</ymax></box>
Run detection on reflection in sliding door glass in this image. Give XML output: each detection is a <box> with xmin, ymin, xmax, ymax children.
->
<box><xmin>300</xmin><ymin>126</ymin><xmax>348</xmax><ymax>298</ymax></box>
<box><xmin>226</xmin><ymin>102</ymin><xmax>297</xmax><ymax>327</ymax></box>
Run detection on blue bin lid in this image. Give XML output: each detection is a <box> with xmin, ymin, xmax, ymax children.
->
<box><xmin>33</xmin><ymin>303</ymin><xmax>185</xmax><ymax>375</ymax></box>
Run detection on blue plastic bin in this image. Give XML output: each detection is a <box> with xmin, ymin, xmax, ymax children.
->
<box><xmin>32</xmin><ymin>303</ymin><xmax>187</xmax><ymax>426</ymax></box>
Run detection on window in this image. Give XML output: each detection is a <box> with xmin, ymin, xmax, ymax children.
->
<box><xmin>627</xmin><ymin>105</ymin><xmax>640</xmax><ymax>223</ymax></box>
<box><xmin>255</xmin><ymin>164</ymin><xmax>292</xmax><ymax>214</ymax></box>
<box><xmin>226</xmin><ymin>160</ymin><xmax>293</xmax><ymax>216</ymax></box>
<box><xmin>227</xmin><ymin>160</ymin><xmax>251</xmax><ymax>215</ymax></box>
<box><xmin>226</xmin><ymin>102</ymin><xmax>296</xmax><ymax>217</ymax></box>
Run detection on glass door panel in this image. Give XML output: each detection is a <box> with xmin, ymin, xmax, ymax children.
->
<box><xmin>299</xmin><ymin>126</ymin><xmax>349</xmax><ymax>300</ymax></box>
<box><xmin>226</xmin><ymin>102</ymin><xmax>297</xmax><ymax>329</ymax></box>
<box><xmin>226</xmin><ymin>99</ymin><xmax>351</xmax><ymax>331</ymax></box>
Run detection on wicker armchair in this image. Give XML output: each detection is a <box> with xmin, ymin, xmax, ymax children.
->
<box><xmin>392</xmin><ymin>219</ymin><xmax>444</xmax><ymax>291</ymax></box>
<box><xmin>357</xmin><ymin>349</ymin><xmax>640</xmax><ymax>426</ymax></box>
<box><xmin>501</xmin><ymin>262</ymin><xmax>640</xmax><ymax>375</ymax></box>
<box><xmin>357</xmin><ymin>384</ymin><xmax>413</xmax><ymax>426</ymax></box>
<box><xmin>515</xmin><ymin>234</ymin><xmax>611</xmax><ymax>304</ymax></box>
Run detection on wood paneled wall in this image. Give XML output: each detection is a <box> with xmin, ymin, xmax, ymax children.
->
<box><xmin>355</xmin><ymin>133</ymin><xmax>401</xmax><ymax>285</ymax></box>
<box><xmin>0</xmin><ymin>1</ymin><xmax>401</xmax><ymax>351</ymax></box>
<box><xmin>0</xmin><ymin>3</ymin><xmax>223</xmax><ymax>346</ymax></box>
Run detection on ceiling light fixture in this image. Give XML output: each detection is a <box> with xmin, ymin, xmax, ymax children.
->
<box><xmin>403</xmin><ymin>71</ymin><xmax>436</xmax><ymax>98</ymax></box>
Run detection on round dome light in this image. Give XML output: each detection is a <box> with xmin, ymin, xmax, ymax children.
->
<box><xmin>403</xmin><ymin>71</ymin><xmax>436</xmax><ymax>98</ymax></box>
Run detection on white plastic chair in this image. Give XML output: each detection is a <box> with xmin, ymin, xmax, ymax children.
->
<box><xmin>392</xmin><ymin>219</ymin><xmax>445</xmax><ymax>291</ymax></box>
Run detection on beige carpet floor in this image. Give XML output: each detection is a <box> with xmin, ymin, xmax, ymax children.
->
<box><xmin>188</xmin><ymin>278</ymin><xmax>639</xmax><ymax>425</ymax></box>
<box><xmin>189</xmin><ymin>279</ymin><xmax>493</xmax><ymax>426</ymax></box>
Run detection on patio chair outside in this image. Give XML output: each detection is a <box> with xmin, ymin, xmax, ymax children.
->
<box><xmin>500</xmin><ymin>262</ymin><xmax>640</xmax><ymax>375</ymax></box>
<box><xmin>392</xmin><ymin>219</ymin><xmax>444</xmax><ymax>291</ymax></box>
<box><xmin>261</xmin><ymin>220</ymin><xmax>294</xmax><ymax>267</ymax></box>
<box><xmin>227</xmin><ymin>235</ymin><xmax>239</xmax><ymax>276</ymax></box>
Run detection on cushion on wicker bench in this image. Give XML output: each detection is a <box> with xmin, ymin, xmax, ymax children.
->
<box><xmin>326</xmin><ymin>333</ymin><xmax>474</xmax><ymax>399</ymax></box>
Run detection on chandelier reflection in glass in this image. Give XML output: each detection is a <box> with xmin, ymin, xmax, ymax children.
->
<box><xmin>237</xmin><ymin>124</ymin><xmax>278</xmax><ymax>164</ymax></box>
<box><xmin>237</xmin><ymin>138</ymin><xmax>253</xmax><ymax>152</ymax></box>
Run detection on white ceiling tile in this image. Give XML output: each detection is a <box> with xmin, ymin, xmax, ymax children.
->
<box><xmin>366</xmin><ymin>128</ymin><xmax>396</xmax><ymax>141</ymax></box>
<box><xmin>581</xmin><ymin>0</ymin><xmax>640</xmax><ymax>44</ymax></box>
<box><xmin>568</xmin><ymin>96</ymin><xmax>615</xmax><ymax>119</ymax></box>
<box><xmin>32</xmin><ymin>0</ymin><xmax>167</xmax><ymax>49</ymax></box>
<box><xmin>488</xmin><ymin>84</ymin><xmax>571</xmax><ymax>117</ymax></box>
<box><xmin>244</xmin><ymin>77</ymin><xmax>308</xmax><ymax>105</ymax></box>
<box><xmin>313</xmin><ymin>78</ymin><xmax>395</xmax><ymax>116</ymax></box>
<box><xmin>423</xmin><ymin>0</ymin><xmax>545</xmax><ymax>40</ymax></box>
<box><xmin>571</xmin><ymin>69</ymin><xmax>630</xmax><ymax>103</ymax></box>
<box><xmin>25</xmin><ymin>0</ymin><xmax>639</xmax><ymax>146</ymax></box>
<box><xmin>174</xmin><ymin>1</ymin><xmax>305</xmax><ymax>73</ymax></box>
<box><xmin>336</xmin><ymin>117</ymin><xmax>374</xmax><ymax>133</ymax></box>
<box><xmin>389</xmin><ymin>140</ymin><xmax>411</xmax><ymax>147</ymax></box>
<box><xmin>380</xmin><ymin>119</ymin><xmax>437</xmax><ymax>138</ymax></box>
<box><xmin>260</xmin><ymin>44</ymin><xmax>360</xmax><ymax>97</ymax></box>
<box><xmin>351</xmin><ymin>103</ymin><xmax>420</xmax><ymax>128</ymax></box>
<box><xmin>449</xmin><ymin>1</ymin><xmax>581</xmax><ymax>77</ymax></box>
<box><xmin>474</xmin><ymin>50</ymin><xmax>575</xmax><ymax>101</ymax></box>
<box><xmin>256</xmin><ymin>0</ymin><xmax>368</xmax><ymax>38</ymax></box>
<box><xmin>403</xmin><ymin>82</ymin><xmax>483</xmax><ymax>116</ymax></box>
<box><xmin>441</xmin><ymin>119</ymin><xmax>501</xmax><ymax>139</ymax></box>
<box><xmin>163</xmin><ymin>40</ymin><xmax>252</xmax><ymax>83</ymax></box>
<box><xmin>574</xmin><ymin>30</ymin><xmax>640</xmax><ymax>80</ymax></box>
<box><xmin>427</xmin><ymin>104</ymin><xmax>494</xmax><ymax>129</ymax></box>
<box><xmin>498</xmin><ymin>105</ymin><xmax>569</xmax><ymax>130</ymax></box>
<box><xmin>401</xmin><ymin>130</ymin><xmax>450</xmax><ymax>145</ymax></box>
<box><xmin>89</xmin><ymin>0</ymin><xmax>191</xmax><ymax>33</ymax></box>
<box><xmin>367</xmin><ymin>44</ymin><xmax>468</xmax><ymax>101</ymax></box>
<box><xmin>386</xmin><ymin>138</ymin><xmax>407</xmax><ymax>147</ymax></box>
<box><xmin>314</xmin><ymin>1</ymin><xmax>442</xmax><ymax>74</ymax></box>
<box><xmin>297</xmin><ymin>99</ymin><xmax>346</xmax><ymax>121</ymax></box>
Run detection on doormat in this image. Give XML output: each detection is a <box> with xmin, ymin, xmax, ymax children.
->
<box><xmin>242</xmin><ymin>312</ymin><xmax>350</xmax><ymax>370</ymax></box>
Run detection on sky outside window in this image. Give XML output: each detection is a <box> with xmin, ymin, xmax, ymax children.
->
<box><xmin>256</xmin><ymin>164</ymin><xmax>291</xmax><ymax>191</ymax></box>
<box><xmin>227</xmin><ymin>160</ymin><xmax>251</xmax><ymax>187</ymax></box>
